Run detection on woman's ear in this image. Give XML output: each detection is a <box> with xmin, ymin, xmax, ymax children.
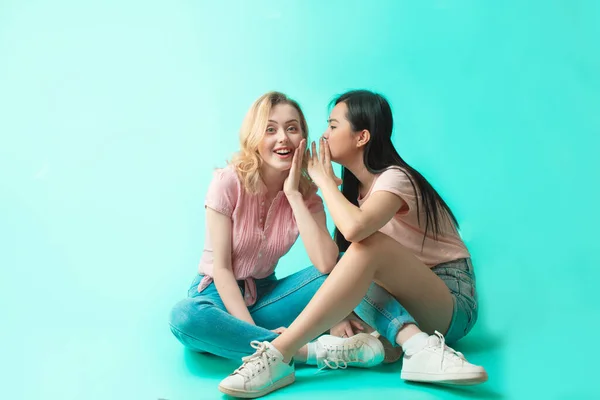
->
<box><xmin>356</xmin><ymin>129</ymin><xmax>371</xmax><ymax>148</ymax></box>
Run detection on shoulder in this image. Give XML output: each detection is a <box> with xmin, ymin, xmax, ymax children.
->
<box><xmin>211</xmin><ymin>165</ymin><xmax>242</xmax><ymax>189</ymax></box>
<box><xmin>207</xmin><ymin>165</ymin><xmax>244</xmax><ymax>199</ymax></box>
<box><xmin>214</xmin><ymin>165</ymin><xmax>240</xmax><ymax>181</ymax></box>
<box><xmin>375</xmin><ymin>167</ymin><xmax>412</xmax><ymax>188</ymax></box>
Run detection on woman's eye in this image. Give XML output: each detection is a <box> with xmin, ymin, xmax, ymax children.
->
<box><xmin>287</xmin><ymin>126</ymin><xmax>298</xmax><ymax>132</ymax></box>
<box><xmin>266</xmin><ymin>127</ymin><xmax>276</xmax><ymax>133</ymax></box>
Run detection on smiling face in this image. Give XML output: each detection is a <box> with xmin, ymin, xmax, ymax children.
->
<box><xmin>234</xmin><ymin>92</ymin><xmax>312</xmax><ymax>195</ymax></box>
<box><xmin>257</xmin><ymin>103</ymin><xmax>304</xmax><ymax>173</ymax></box>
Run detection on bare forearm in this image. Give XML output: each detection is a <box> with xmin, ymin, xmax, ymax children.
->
<box><xmin>319</xmin><ymin>179</ymin><xmax>366</xmax><ymax>242</ymax></box>
<box><xmin>213</xmin><ymin>267</ymin><xmax>255</xmax><ymax>325</ymax></box>
<box><xmin>287</xmin><ymin>193</ymin><xmax>338</xmax><ymax>272</ymax></box>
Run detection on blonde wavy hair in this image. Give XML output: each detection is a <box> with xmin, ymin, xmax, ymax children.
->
<box><xmin>230</xmin><ymin>92</ymin><xmax>313</xmax><ymax>195</ymax></box>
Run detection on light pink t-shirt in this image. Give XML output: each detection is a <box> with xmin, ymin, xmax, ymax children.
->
<box><xmin>358</xmin><ymin>167</ymin><xmax>470</xmax><ymax>266</ymax></box>
<box><xmin>199</xmin><ymin>165</ymin><xmax>324</xmax><ymax>306</ymax></box>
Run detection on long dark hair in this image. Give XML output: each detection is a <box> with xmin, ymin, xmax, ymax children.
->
<box><xmin>333</xmin><ymin>90</ymin><xmax>459</xmax><ymax>252</ymax></box>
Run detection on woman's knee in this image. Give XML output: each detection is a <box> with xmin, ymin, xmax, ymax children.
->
<box><xmin>168</xmin><ymin>298</ymin><xmax>215</xmax><ymax>338</ymax></box>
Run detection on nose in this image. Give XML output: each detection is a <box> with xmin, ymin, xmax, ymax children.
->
<box><xmin>322</xmin><ymin>130</ymin><xmax>330</xmax><ymax>139</ymax></box>
<box><xmin>276</xmin><ymin>127</ymin><xmax>290</xmax><ymax>143</ymax></box>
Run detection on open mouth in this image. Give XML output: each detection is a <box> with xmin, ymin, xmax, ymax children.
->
<box><xmin>273</xmin><ymin>148</ymin><xmax>293</xmax><ymax>158</ymax></box>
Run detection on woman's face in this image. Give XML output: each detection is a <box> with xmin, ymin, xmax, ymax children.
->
<box><xmin>322</xmin><ymin>102</ymin><xmax>358</xmax><ymax>163</ymax></box>
<box><xmin>257</xmin><ymin>104</ymin><xmax>304</xmax><ymax>173</ymax></box>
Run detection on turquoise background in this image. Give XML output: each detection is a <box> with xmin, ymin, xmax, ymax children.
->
<box><xmin>1</xmin><ymin>1</ymin><xmax>598</xmax><ymax>399</ymax></box>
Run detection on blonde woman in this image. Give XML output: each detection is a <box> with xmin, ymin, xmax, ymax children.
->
<box><xmin>169</xmin><ymin>92</ymin><xmax>390</xmax><ymax>367</ymax></box>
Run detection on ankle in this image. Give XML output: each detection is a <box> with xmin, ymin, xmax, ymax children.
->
<box><xmin>401</xmin><ymin>332</ymin><xmax>430</xmax><ymax>354</ymax></box>
<box><xmin>304</xmin><ymin>341</ymin><xmax>322</xmax><ymax>365</ymax></box>
<box><xmin>294</xmin><ymin>345</ymin><xmax>308</xmax><ymax>363</ymax></box>
<box><xmin>268</xmin><ymin>339</ymin><xmax>293</xmax><ymax>363</ymax></box>
<box><xmin>395</xmin><ymin>323</ymin><xmax>424</xmax><ymax>347</ymax></box>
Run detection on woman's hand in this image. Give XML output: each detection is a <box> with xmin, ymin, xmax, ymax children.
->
<box><xmin>283</xmin><ymin>139</ymin><xmax>306</xmax><ymax>197</ymax></box>
<box><xmin>307</xmin><ymin>138</ymin><xmax>342</xmax><ymax>188</ymax></box>
<box><xmin>330</xmin><ymin>318</ymin><xmax>365</xmax><ymax>338</ymax></box>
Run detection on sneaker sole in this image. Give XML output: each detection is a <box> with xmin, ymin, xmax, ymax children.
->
<box><xmin>218</xmin><ymin>372</ymin><xmax>295</xmax><ymax>398</ymax></box>
<box><xmin>401</xmin><ymin>371</ymin><xmax>488</xmax><ymax>386</ymax></box>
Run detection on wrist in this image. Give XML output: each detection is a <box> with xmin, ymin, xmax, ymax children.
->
<box><xmin>285</xmin><ymin>190</ymin><xmax>302</xmax><ymax>200</ymax></box>
<box><xmin>320</xmin><ymin>178</ymin><xmax>338</xmax><ymax>193</ymax></box>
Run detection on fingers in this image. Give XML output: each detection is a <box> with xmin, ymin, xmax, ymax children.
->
<box><xmin>296</xmin><ymin>139</ymin><xmax>305</xmax><ymax>167</ymax></box>
<box><xmin>323</xmin><ymin>138</ymin><xmax>331</xmax><ymax>166</ymax></box>
<box><xmin>319</xmin><ymin>138</ymin><xmax>325</xmax><ymax>164</ymax></box>
<box><xmin>311</xmin><ymin>140</ymin><xmax>318</xmax><ymax>164</ymax></box>
<box><xmin>345</xmin><ymin>325</ymin><xmax>354</xmax><ymax>338</ymax></box>
<box><xmin>288</xmin><ymin>147</ymin><xmax>298</xmax><ymax>176</ymax></box>
<box><xmin>349</xmin><ymin>319</ymin><xmax>365</xmax><ymax>332</ymax></box>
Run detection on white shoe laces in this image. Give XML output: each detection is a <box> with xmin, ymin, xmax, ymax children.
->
<box><xmin>234</xmin><ymin>341</ymin><xmax>277</xmax><ymax>380</ymax></box>
<box><xmin>318</xmin><ymin>341</ymin><xmax>361</xmax><ymax>370</ymax></box>
<box><xmin>431</xmin><ymin>331</ymin><xmax>466</xmax><ymax>370</ymax></box>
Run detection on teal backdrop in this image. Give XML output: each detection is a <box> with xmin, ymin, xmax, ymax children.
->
<box><xmin>1</xmin><ymin>1</ymin><xmax>598</xmax><ymax>399</ymax></box>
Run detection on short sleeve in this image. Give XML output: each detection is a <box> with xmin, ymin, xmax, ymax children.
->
<box><xmin>370</xmin><ymin>168</ymin><xmax>417</xmax><ymax>213</ymax></box>
<box><xmin>304</xmin><ymin>184</ymin><xmax>324</xmax><ymax>214</ymax></box>
<box><xmin>204</xmin><ymin>167</ymin><xmax>240</xmax><ymax>217</ymax></box>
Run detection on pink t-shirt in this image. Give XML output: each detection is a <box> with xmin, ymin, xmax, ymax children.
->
<box><xmin>198</xmin><ymin>165</ymin><xmax>324</xmax><ymax>306</ymax></box>
<box><xmin>358</xmin><ymin>168</ymin><xmax>470</xmax><ymax>266</ymax></box>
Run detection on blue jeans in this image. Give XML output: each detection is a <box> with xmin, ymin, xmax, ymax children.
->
<box><xmin>169</xmin><ymin>260</ymin><xmax>478</xmax><ymax>360</ymax></box>
<box><xmin>170</xmin><ymin>267</ymin><xmax>328</xmax><ymax>360</ymax></box>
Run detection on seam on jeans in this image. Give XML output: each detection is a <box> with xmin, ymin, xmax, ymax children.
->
<box><xmin>169</xmin><ymin>323</ymin><xmax>262</xmax><ymax>357</ymax></box>
<box><xmin>251</xmin><ymin>271</ymin><xmax>325</xmax><ymax>312</ymax></box>
<box><xmin>448</xmin><ymin>289</ymin><xmax>477</xmax><ymax>326</ymax></box>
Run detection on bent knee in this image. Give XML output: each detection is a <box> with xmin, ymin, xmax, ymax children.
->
<box><xmin>168</xmin><ymin>298</ymin><xmax>216</xmax><ymax>337</ymax></box>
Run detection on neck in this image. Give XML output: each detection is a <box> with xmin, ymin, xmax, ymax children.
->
<box><xmin>341</xmin><ymin>152</ymin><xmax>375</xmax><ymax>196</ymax></box>
<box><xmin>259</xmin><ymin>165</ymin><xmax>288</xmax><ymax>195</ymax></box>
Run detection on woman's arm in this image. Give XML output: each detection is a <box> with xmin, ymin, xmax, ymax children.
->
<box><xmin>284</xmin><ymin>139</ymin><xmax>338</xmax><ymax>273</ymax></box>
<box><xmin>318</xmin><ymin>179</ymin><xmax>404</xmax><ymax>242</ymax></box>
<box><xmin>286</xmin><ymin>194</ymin><xmax>338</xmax><ymax>273</ymax></box>
<box><xmin>308</xmin><ymin>139</ymin><xmax>405</xmax><ymax>243</ymax></box>
<box><xmin>206</xmin><ymin>208</ymin><xmax>255</xmax><ymax>325</ymax></box>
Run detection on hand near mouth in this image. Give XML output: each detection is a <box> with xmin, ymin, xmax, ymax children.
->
<box><xmin>283</xmin><ymin>139</ymin><xmax>306</xmax><ymax>196</ymax></box>
<box><xmin>307</xmin><ymin>138</ymin><xmax>342</xmax><ymax>188</ymax></box>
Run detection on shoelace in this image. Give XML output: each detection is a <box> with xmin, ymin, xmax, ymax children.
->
<box><xmin>432</xmin><ymin>331</ymin><xmax>466</xmax><ymax>370</ymax></box>
<box><xmin>233</xmin><ymin>341</ymin><xmax>276</xmax><ymax>379</ymax></box>
<box><xmin>318</xmin><ymin>342</ymin><xmax>360</xmax><ymax>370</ymax></box>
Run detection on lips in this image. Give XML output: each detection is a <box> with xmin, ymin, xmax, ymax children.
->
<box><xmin>273</xmin><ymin>147</ymin><xmax>292</xmax><ymax>155</ymax></box>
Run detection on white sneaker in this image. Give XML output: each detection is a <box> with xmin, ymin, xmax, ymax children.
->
<box><xmin>315</xmin><ymin>333</ymin><xmax>385</xmax><ymax>369</ymax></box>
<box><xmin>400</xmin><ymin>331</ymin><xmax>488</xmax><ymax>385</ymax></box>
<box><xmin>218</xmin><ymin>341</ymin><xmax>295</xmax><ymax>398</ymax></box>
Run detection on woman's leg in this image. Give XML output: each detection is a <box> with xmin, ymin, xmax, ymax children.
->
<box><xmin>249</xmin><ymin>266</ymin><xmax>328</xmax><ymax>362</ymax></box>
<box><xmin>271</xmin><ymin>232</ymin><xmax>454</xmax><ymax>360</ymax></box>
<box><xmin>169</xmin><ymin>281</ymin><xmax>280</xmax><ymax>360</ymax></box>
<box><xmin>170</xmin><ymin>267</ymin><xmax>329</xmax><ymax>362</ymax></box>
<box><xmin>250</xmin><ymin>266</ymin><xmax>327</xmax><ymax>331</ymax></box>
<box><xmin>219</xmin><ymin>235</ymin><xmax>486</xmax><ymax>396</ymax></box>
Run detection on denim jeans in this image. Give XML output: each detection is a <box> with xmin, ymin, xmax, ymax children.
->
<box><xmin>169</xmin><ymin>266</ymin><xmax>327</xmax><ymax>360</ymax></box>
<box><xmin>169</xmin><ymin>259</ymin><xmax>478</xmax><ymax>360</ymax></box>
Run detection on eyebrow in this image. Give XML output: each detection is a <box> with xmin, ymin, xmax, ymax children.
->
<box><xmin>268</xmin><ymin>119</ymin><xmax>299</xmax><ymax>124</ymax></box>
<box><xmin>328</xmin><ymin>119</ymin><xmax>339</xmax><ymax>123</ymax></box>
